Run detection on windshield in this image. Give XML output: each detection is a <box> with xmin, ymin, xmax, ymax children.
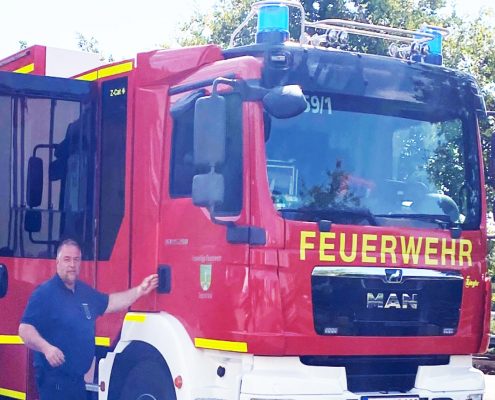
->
<box><xmin>265</xmin><ymin>93</ymin><xmax>481</xmax><ymax>229</ymax></box>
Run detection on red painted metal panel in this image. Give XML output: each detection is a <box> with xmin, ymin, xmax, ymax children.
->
<box><xmin>0</xmin><ymin>45</ymin><xmax>46</xmax><ymax>75</ymax></box>
<box><xmin>135</xmin><ymin>45</ymin><xmax>223</xmax><ymax>85</ymax></box>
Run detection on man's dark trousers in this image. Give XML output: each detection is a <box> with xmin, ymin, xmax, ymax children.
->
<box><xmin>36</xmin><ymin>369</ymin><xmax>86</xmax><ymax>400</ymax></box>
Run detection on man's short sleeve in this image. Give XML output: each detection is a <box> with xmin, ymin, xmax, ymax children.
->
<box><xmin>21</xmin><ymin>287</ymin><xmax>48</xmax><ymax>330</ymax></box>
<box><xmin>92</xmin><ymin>289</ymin><xmax>109</xmax><ymax>317</ymax></box>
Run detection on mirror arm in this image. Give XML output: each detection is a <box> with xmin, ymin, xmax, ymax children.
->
<box><xmin>212</xmin><ymin>78</ymin><xmax>237</xmax><ymax>96</ymax></box>
<box><xmin>236</xmin><ymin>80</ymin><xmax>270</xmax><ymax>101</ymax></box>
<box><xmin>33</xmin><ymin>143</ymin><xmax>57</xmax><ymax>158</ymax></box>
<box><xmin>208</xmin><ymin>206</ymin><xmax>236</xmax><ymax>228</ymax></box>
<box><xmin>28</xmin><ymin>231</ymin><xmax>58</xmax><ymax>246</ymax></box>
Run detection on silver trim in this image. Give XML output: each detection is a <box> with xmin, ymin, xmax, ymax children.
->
<box><xmin>229</xmin><ymin>1</ymin><xmax>448</xmax><ymax>48</ymax></box>
<box><xmin>312</xmin><ymin>266</ymin><xmax>462</xmax><ymax>282</ymax></box>
<box><xmin>305</xmin><ymin>19</ymin><xmax>439</xmax><ymax>44</ymax></box>
<box><xmin>85</xmin><ymin>383</ymin><xmax>98</xmax><ymax>392</ymax></box>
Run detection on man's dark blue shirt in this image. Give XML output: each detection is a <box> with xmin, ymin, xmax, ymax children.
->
<box><xmin>21</xmin><ymin>274</ymin><xmax>109</xmax><ymax>377</ymax></box>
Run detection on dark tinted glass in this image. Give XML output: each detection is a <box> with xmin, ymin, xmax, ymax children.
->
<box><xmin>170</xmin><ymin>93</ymin><xmax>243</xmax><ymax>215</ymax></box>
<box><xmin>266</xmin><ymin>93</ymin><xmax>481</xmax><ymax>229</ymax></box>
<box><xmin>0</xmin><ymin>95</ymin><xmax>94</xmax><ymax>258</ymax></box>
<box><xmin>98</xmin><ymin>77</ymin><xmax>127</xmax><ymax>260</ymax></box>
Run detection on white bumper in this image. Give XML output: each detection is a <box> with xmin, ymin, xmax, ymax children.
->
<box><xmin>240</xmin><ymin>355</ymin><xmax>484</xmax><ymax>400</ymax></box>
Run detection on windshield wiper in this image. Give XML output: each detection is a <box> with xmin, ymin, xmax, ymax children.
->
<box><xmin>374</xmin><ymin>213</ymin><xmax>462</xmax><ymax>238</ymax></box>
<box><xmin>278</xmin><ymin>207</ymin><xmax>378</xmax><ymax>227</ymax></box>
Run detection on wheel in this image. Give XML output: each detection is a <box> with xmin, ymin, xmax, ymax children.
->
<box><xmin>119</xmin><ymin>359</ymin><xmax>176</xmax><ymax>400</ymax></box>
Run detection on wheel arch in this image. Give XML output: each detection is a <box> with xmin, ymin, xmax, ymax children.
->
<box><xmin>102</xmin><ymin>312</ymin><xmax>199</xmax><ymax>400</ymax></box>
<box><xmin>107</xmin><ymin>340</ymin><xmax>174</xmax><ymax>400</ymax></box>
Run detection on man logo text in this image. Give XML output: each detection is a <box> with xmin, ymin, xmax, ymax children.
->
<box><xmin>366</xmin><ymin>293</ymin><xmax>418</xmax><ymax>309</ymax></box>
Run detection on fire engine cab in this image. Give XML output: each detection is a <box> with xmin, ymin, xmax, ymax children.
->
<box><xmin>0</xmin><ymin>1</ymin><xmax>491</xmax><ymax>399</ymax></box>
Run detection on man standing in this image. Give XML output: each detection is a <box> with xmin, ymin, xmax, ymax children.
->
<box><xmin>18</xmin><ymin>239</ymin><xmax>159</xmax><ymax>400</ymax></box>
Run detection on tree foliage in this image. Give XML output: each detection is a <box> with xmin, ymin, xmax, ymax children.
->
<box><xmin>76</xmin><ymin>32</ymin><xmax>114</xmax><ymax>62</ymax></box>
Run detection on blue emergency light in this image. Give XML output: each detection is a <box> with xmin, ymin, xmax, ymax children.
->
<box><xmin>422</xmin><ymin>26</ymin><xmax>444</xmax><ymax>65</ymax></box>
<box><xmin>256</xmin><ymin>4</ymin><xmax>289</xmax><ymax>44</ymax></box>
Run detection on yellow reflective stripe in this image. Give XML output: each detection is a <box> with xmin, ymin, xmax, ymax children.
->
<box><xmin>0</xmin><ymin>335</ymin><xmax>109</xmax><ymax>346</ymax></box>
<box><xmin>0</xmin><ymin>335</ymin><xmax>24</xmax><ymax>344</ymax></box>
<box><xmin>97</xmin><ymin>61</ymin><xmax>133</xmax><ymax>79</ymax></box>
<box><xmin>194</xmin><ymin>338</ymin><xmax>248</xmax><ymax>353</ymax></box>
<box><xmin>76</xmin><ymin>61</ymin><xmax>133</xmax><ymax>81</ymax></box>
<box><xmin>95</xmin><ymin>336</ymin><xmax>110</xmax><ymax>347</ymax></box>
<box><xmin>125</xmin><ymin>313</ymin><xmax>146</xmax><ymax>323</ymax></box>
<box><xmin>76</xmin><ymin>70</ymin><xmax>98</xmax><ymax>81</ymax></box>
<box><xmin>14</xmin><ymin>63</ymin><xmax>34</xmax><ymax>74</ymax></box>
<box><xmin>0</xmin><ymin>387</ymin><xmax>26</xmax><ymax>400</ymax></box>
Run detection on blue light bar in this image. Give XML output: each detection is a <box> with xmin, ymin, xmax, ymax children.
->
<box><xmin>425</xmin><ymin>28</ymin><xmax>443</xmax><ymax>55</ymax></box>
<box><xmin>256</xmin><ymin>4</ymin><xmax>289</xmax><ymax>44</ymax></box>
<box><xmin>422</xmin><ymin>26</ymin><xmax>444</xmax><ymax>65</ymax></box>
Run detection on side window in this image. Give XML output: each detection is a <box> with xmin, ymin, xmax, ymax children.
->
<box><xmin>98</xmin><ymin>77</ymin><xmax>127</xmax><ymax>260</ymax></box>
<box><xmin>0</xmin><ymin>95</ymin><xmax>94</xmax><ymax>259</ymax></box>
<box><xmin>169</xmin><ymin>95</ymin><xmax>195</xmax><ymax>198</ymax></box>
<box><xmin>169</xmin><ymin>93</ymin><xmax>243</xmax><ymax>215</ymax></box>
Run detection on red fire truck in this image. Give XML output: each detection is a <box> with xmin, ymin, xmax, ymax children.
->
<box><xmin>0</xmin><ymin>1</ymin><xmax>492</xmax><ymax>399</ymax></box>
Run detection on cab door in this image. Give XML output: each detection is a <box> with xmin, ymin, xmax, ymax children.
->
<box><xmin>0</xmin><ymin>71</ymin><xmax>96</xmax><ymax>400</ymax></box>
<box><xmin>130</xmin><ymin>53</ymin><xmax>269</xmax><ymax>346</ymax></box>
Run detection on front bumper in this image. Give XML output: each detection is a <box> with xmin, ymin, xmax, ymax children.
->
<box><xmin>239</xmin><ymin>355</ymin><xmax>484</xmax><ymax>400</ymax></box>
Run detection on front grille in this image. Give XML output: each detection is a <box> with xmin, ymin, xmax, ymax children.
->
<box><xmin>312</xmin><ymin>267</ymin><xmax>463</xmax><ymax>336</ymax></box>
<box><xmin>301</xmin><ymin>355</ymin><xmax>449</xmax><ymax>392</ymax></box>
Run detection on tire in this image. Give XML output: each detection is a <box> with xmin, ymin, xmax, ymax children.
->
<box><xmin>119</xmin><ymin>360</ymin><xmax>176</xmax><ymax>400</ymax></box>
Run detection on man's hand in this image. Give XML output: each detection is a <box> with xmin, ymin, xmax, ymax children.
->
<box><xmin>137</xmin><ymin>274</ymin><xmax>159</xmax><ymax>296</ymax></box>
<box><xmin>43</xmin><ymin>344</ymin><xmax>65</xmax><ymax>367</ymax></box>
<box><xmin>19</xmin><ymin>323</ymin><xmax>65</xmax><ymax>367</ymax></box>
<box><xmin>106</xmin><ymin>274</ymin><xmax>159</xmax><ymax>313</ymax></box>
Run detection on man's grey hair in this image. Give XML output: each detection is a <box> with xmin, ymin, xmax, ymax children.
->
<box><xmin>56</xmin><ymin>239</ymin><xmax>81</xmax><ymax>260</ymax></box>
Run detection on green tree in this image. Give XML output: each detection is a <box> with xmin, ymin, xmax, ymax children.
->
<box><xmin>76</xmin><ymin>32</ymin><xmax>114</xmax><ymax>62</ymax></box>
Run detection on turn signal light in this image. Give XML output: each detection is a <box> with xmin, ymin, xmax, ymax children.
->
<box><xmin>174</xmin><ymin>375</ymin><xmax>183</xmax><ymax>389</ymax></box>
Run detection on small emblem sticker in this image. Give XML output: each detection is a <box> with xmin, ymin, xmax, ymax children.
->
<box><xmin>385</xmin><ymin>268</ymin><xmax>403</xmax><ymax>283</ymax></box>
<box><xmin>200</xmin><ymin>264</ymin><xmax>212</xmax><ymax>291</ymax></box>
<box><xmin>465</xmin><ymin>276</ymin><xmax>480</xmax><ymax>289</ymax></box>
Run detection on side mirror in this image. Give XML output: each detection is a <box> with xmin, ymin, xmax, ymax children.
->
<box><xmin>192</xmin><ymin>173</ymin><xmax>225</xmax><ymax>208</ymax></box>
<box><xmin>24</xmin><ymin>210</ymin><xmax>42</xmax><ymax>233</ymax></box>
<box><xmin>193</xmin><ymin>94</ymin><xmax>226</xmax><ymax>168</ymax></box>
<box><xmin>263</xmin><ymin>85</ymin><xmax>307</xmax><ymax>119</ymax></box>
<box><xmin>27</xmin><ymin>156</ymin><xmax>43</xmax><ymax>207</ymax></box>
<box><xmin>0</xmin><ymin>264</ymin><xmax>8</xmax><ymax>298</ymax></box>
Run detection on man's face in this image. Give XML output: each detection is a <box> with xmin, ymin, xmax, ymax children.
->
<box><xmin>56</xmin><ymin>244</ymin><xmax>81</xmax><ymax>289</ymax></box>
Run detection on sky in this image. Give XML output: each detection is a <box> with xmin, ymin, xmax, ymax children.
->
<box><xmin>0</xmin><ymin>0</ymin><xmax>493</xmax><ymax>61</ymax></box>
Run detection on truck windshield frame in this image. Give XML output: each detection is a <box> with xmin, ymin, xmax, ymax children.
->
<box><xmin>265</xmin><ymin>92</ymin><xmax>481</xmax><ymax>230</ymax></box>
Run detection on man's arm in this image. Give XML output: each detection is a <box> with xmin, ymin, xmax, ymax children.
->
<box><xmin>18</xmin><ymin>323</ymin><xmax>65</xmax><ymax>367</ymax></box>
<box><xmin>105</xmin><ymin>274</ymin><xmax>158</xmax><ymax>314</ymax></box>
